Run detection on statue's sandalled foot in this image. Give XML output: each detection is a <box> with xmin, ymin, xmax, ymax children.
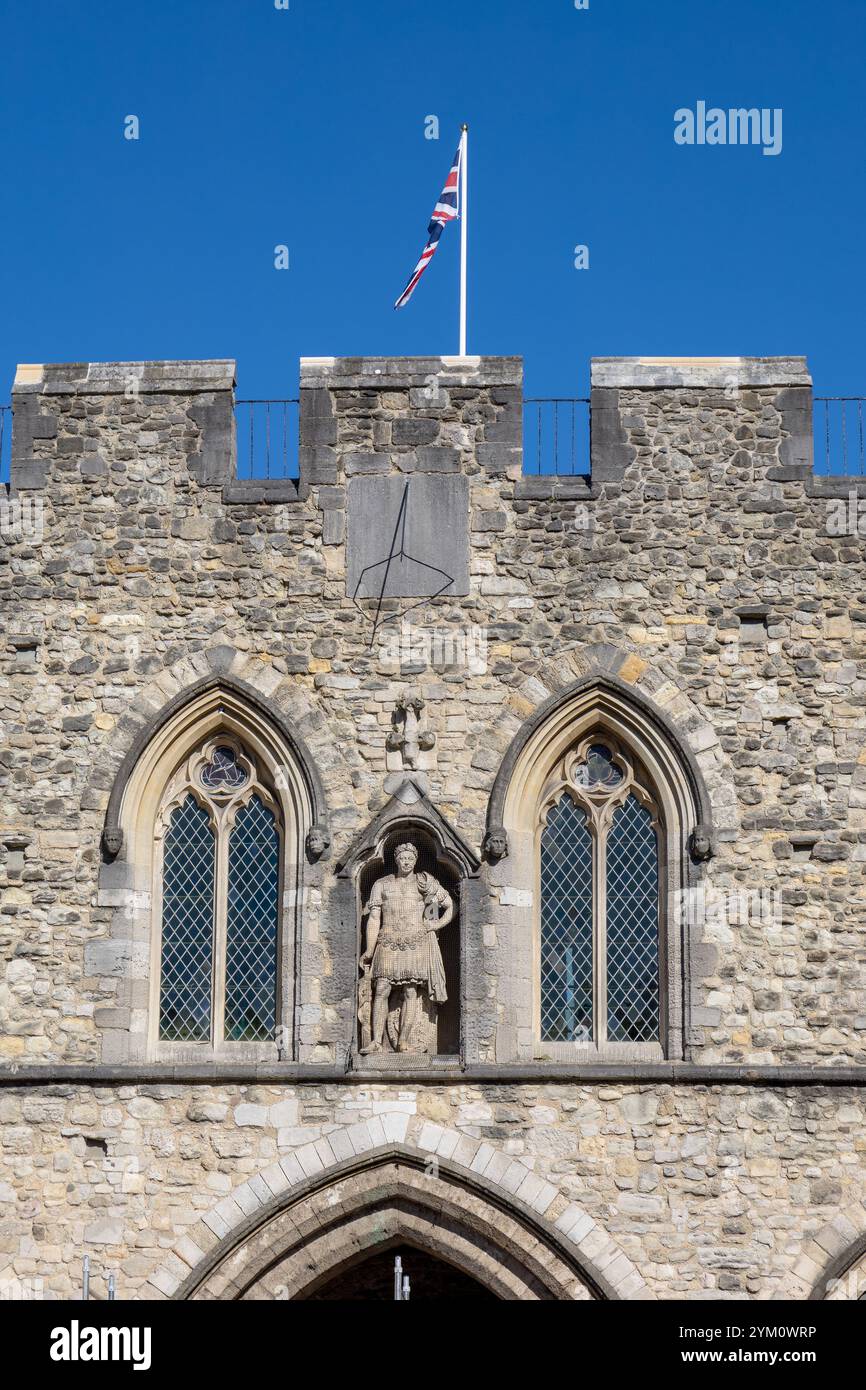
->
<box><xmin>396</xmin><ymin>1041</ymin><xmax>415</xmax><ymax>1053</ymax></box>
<box><xmin>359</xmin><ymin>1041</ymin><xmax>382</xmax><ymax>1055</ymax></box>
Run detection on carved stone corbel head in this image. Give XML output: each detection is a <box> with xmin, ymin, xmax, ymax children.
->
<box><xmin>102</xmin><ymin>826</ymin><xmax>124</xmax><ymax>861</ymax></box>
<box><xmin>688</xmin><ymin>824</ymin><xmax>714</xmax><ymax>863</ymax></box>
<box><xmin>305</xmin><ymin>823</ymin><xmax>331</xmax><ymax>861</ymax></box>
<box><xmin>483</xmin><ymin>826</ymin><xmax>509</xmax><ymax>862</ymax></box>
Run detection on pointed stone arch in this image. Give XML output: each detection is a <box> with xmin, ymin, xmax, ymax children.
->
<box><xmin>486</xmin><ymin>660</ymin><xmax>720</xmax><ymax>843</ymax></box>
<box><xmin>97</xmin><ymin>665</ymin><xmax>329</xmax><ymax>853</ymax></box>
<box><xmin>145</xmin><ymin>1114</ymin><xmax>653</xmax><ymax>1301</ymax></box>
<box><xmin>784</xmin><ymin>1199</ymin><xmax>866</xmax><ymax>1299</ymax></box>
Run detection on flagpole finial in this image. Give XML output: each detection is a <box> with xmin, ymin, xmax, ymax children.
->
<box><xmin>461</xmin><ymin>122</ymin><xmax>469</xmax><ymax>131</ymax></box>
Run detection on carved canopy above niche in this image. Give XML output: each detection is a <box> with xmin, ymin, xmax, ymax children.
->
<box><xmin>335</xmin><ymin>785</ymin><xmax>480</xmax><ymax>884</ymax></box>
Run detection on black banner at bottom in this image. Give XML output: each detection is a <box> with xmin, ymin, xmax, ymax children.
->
<box><xmin>0</xmin><ymin>1296</ymin><xmax>859</xmax><ymax>1379</ymax></box>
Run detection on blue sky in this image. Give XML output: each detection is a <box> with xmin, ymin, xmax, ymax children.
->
<box><xmin>0</xmin><ymin>0</ymin><xmax>863</xmax><ymax>417</ymax></box>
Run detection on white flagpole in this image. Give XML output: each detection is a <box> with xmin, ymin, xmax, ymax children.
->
<box><xmin>459</xmin><ymin>123</ymin><xmax>468</xmax><ymax>357</ymax></box>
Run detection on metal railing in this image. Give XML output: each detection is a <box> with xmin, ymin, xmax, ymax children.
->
<box><xmin>234</xmin><ymin>399</ymin><xmax>299</xmax><ymax>480</ymax></box>
<box><xmin>0</xmin><ymin>405</ymin><xmax>11</xmax><ymax>484</ymax></box>
<box><xmin>523</xmin><ymin>398</ymin><xmax>590</xmax><ymax>476</ymax></box>
<box><xmin>235</xmin><ymin>396</ymin><xmax>593</xmax><ymax>477</ymax></box>
<box><xmin>814</xmin><ymin>397</ymin><xmax>865</xmax><ymax>476</ymax></box>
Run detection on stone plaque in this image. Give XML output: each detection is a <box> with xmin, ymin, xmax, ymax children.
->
<box><xmin>346</xmin><ymin>474</ymin><xmax>469</xmax><ymax>600</ymax></box>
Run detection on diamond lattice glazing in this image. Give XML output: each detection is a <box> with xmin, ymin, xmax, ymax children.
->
<box><xmin>605</xmin><ymin>794</ymin><xmax>659</xmax><ymax>1042</ymax></box>
<box><xmin>540</xmin><ymin>796</ymin><xmax>593</xmax><ymax>1041</ymax></box>
<box><xmin>159</xmin><ymin>795</ymin><xmax>215</xmax><ymax>1041</ymax></box>
<box><xmin>225</xmin><ymin>795</ymin><xmax>279</xmax><ymax>1041</ymax></box>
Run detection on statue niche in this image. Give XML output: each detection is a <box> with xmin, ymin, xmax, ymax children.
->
<box><xmin>357</xmin><ymin>834</ymin><xmax>459</xmax><ymax>1059</ymax></box>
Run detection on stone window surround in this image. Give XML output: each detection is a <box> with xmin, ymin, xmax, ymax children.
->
<box><xmin>99</xmin><ymin>683</ymin><xmax>316</xmax><ymax>1064</ymax></box>
<box><xmin>154</xmin><ymin>735</ymin><xmax>283</xmax><ymax>1048</ymax></box>
<box><xmin>538</xmin><ymin>735</ymin><xmax>664</xmax><ymax>1049</ymax></box>
<box><xmin>92</xmin><ymin>668</ymin><xmax>716</xmax><ymax>1070</ymax></box>
<box><xmin>489</xmin><ymin>677</ymin><xmax>712</xmax><ymax>1064</ymax></box>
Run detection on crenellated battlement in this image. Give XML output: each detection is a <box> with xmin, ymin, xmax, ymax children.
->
<box><xmin>10</xmin><ymin>353</ymin><xmax>835</xmax><ymax>505</ymax></box>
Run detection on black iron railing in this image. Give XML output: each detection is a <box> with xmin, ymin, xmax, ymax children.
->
<box><xmin>233</xmin><ymin>396</ymin><xmax>594</xmax><ymax>477</ymax></box>
<box><xmin>234</xmin><ymin>399</ymin><xmax>299</xmax><ymax>480</ymax></box>
<box><xmin>814</xmin><ymin>397</ymin><xmax>865</xmax><ymax>476</ymax></box>
<box><xmin>523</xmin><ymin>397</ymin><xmax>591</xmax><ymax>476</ymax></box>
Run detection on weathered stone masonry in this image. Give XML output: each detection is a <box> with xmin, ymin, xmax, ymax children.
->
<box><xmin>1</xmin><ymin>353</ymin><xmax>865</xmax><ymax>1298</ymax></box>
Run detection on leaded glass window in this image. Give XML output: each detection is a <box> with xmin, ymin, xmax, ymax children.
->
<box><xmin>156</xmin><ymin>738</ymin><xmax>281</xmax><ymax>1046</ymax></box>
<box><xmin>540</xmin><ymin>799</ymin><xmax>593</xmax><ymax>1041</ymax></box>
<box><xmin>226</xmin><ymin>796</ymin><xmax>279</xmax><ymax>1041</ymax></box>
<box><xmin>606</xmin><ymin>796</ymin><xmax>659</xmax><ymax>1042</ymax></box>
<box><xmin>159</xmin><ymin>796</ymin><xmax>215</xmax><ymax>1041</ymax></box>
<box><xmin>539</xmin><ymin>738</ymin><xmax>661</xmax><ymax>1045</ymax></box>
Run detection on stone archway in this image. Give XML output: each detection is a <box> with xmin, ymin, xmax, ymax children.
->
<box><xmin>231</xmin><ymin>1155</ymin><xmax>591</xmax><ymax>1300</ymax></box>
<box><xmin>148</xmin><ymin>1112</ymin><xmax>653</xmax><ymax>1295</ymax></box>
<box><xmin>149</xmin><ymin>1117</ymin><xmax>653</xmax><ymax>1302</ymax></box>
<box><xmin>795</xmin><ymin>1197</ymin><xmax>866</xmax><ymax>1300</ymax></box>
<box><xmin>181</xmin><ymin>1152</ymin><xmax>596</xmax><ymax>1300</ymax></box>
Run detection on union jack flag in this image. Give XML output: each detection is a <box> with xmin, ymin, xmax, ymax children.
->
<box><xmin>394</xmin><ymin>139</ymin><xmax>462</xmax><ymax>309</ymax></box>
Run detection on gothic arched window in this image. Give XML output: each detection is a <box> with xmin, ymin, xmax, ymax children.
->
<box><xmin>539</xmin><ymin>739</ymin><xmax>661</xmax><ymax>1045</ymax></box>
<box><xmin>156</xmin><ymin>738</ymin><xmax>281</xmax><ymax>1044</ymax></box>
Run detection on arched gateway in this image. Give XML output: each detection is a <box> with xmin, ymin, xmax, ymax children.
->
<box><xmin>178</xmin><ymin>1149</ymin><xmax>597</xmax><ymax>1300</ymax></box>
<box><xmin>154</xmin><ymin>1119</ymin><xmax>651</xmax><ymax>1301</ymax></box>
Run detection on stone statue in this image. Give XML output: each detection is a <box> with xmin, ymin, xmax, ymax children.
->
<box><xmin>359</xmin><ymin>842</ymin><xmax>453</xmax><ymax>1055</ymax></box>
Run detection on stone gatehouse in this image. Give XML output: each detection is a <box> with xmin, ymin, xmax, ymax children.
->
<box><xmin>1</xmin><ymin>353</ymin><xmax>865</xmax><ymax>1300</ymax></box>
